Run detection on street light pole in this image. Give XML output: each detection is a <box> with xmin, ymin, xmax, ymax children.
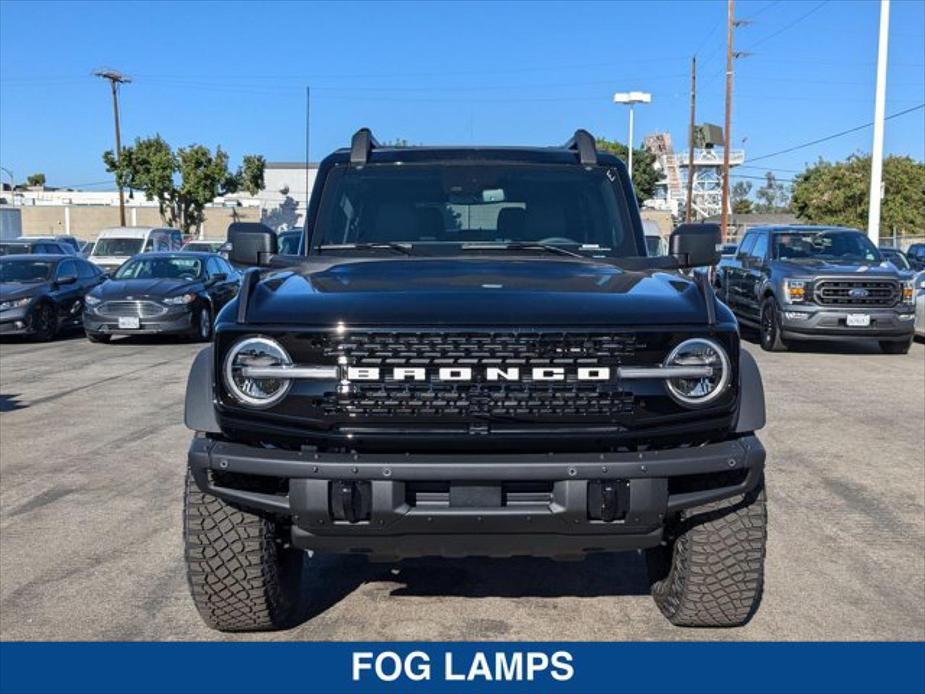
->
<box><xmin>94</xmin><ymin>69</ymin><xmax>131</xmax><ymax>227</ymax></box>
<box><xmin>867</xmin><ymin>0</ymin><xmax>890</xmax><ymax>245</ymax></box>
<box><xmin>613</xmin><ymin>91</ymin><xmax>652</xmax><ymax>183</ymax></box>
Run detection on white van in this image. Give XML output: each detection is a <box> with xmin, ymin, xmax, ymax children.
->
<box><xmin>89</xmin><ymin>226</ymin><xmax>182</xmax><ymax>273</ymax></box>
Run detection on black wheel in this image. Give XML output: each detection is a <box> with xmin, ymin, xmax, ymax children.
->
<box><xmin>86</xmin><ymin>332</ymin><xmax>111</xmax><ymax>344</ymax></box>
<box><xmin>29</xmin><ymin>302</ymin><xmax>57</xmax><ymax>342</ymax></box>
<box><xmin>194</xmin><ymin>305</ymin><xmax>212</xmax><ymax>342</ymax></box>
<box><xmin>184</xmin><ymin>467</ymin><xmax>304</xmax><ymax>632</ymax></box>
<box><xmin>759</xmin><ymin>297</ymin><xmax>788</xmax><ymax>352</ymax></box>
<box><xmin>646</xmin><ymin>475</ymin><xmax>767</xmax><ymax>628</ymax></box>
<box><xmin>880</xmin><ymin>339</ymin><xmax>912</xmax><ymax>354</ymax></box>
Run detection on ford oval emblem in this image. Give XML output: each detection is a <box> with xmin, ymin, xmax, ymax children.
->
<box><xmin>848</xmin><ymin>288</ymin><xmax>869</xmax><ymax>298</ymax></box>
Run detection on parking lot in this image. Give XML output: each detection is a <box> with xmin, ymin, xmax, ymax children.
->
<box><xmin>0</xmin><ymin>333</ymin><xmax>922</xmax><ymax>641</ymax></box>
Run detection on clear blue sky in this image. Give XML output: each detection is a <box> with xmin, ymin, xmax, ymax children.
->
<box><xmin>1</xmin><ymin>0</ymin><xmax>923</xmax><ymax>190</ymax></box>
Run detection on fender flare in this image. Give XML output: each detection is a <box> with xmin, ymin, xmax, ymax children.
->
<box><xmin>735</xmin><ymin>348</ymin><xmax>766</xmax><ymax>433</ymax></box>
<box><xmin>184</xmin><ymin>346</ymin><xmax>221</xmax><ymax>433</ymax></box>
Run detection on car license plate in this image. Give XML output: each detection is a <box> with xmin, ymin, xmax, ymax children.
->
<box><xmin>118</xmin><ymin>316</ymin><xmax>140</xmax><ymax>329</ymax></box>
<box><xmin>846</xmin><ymin>313</ymin><xmax>870</xmax><ymax>327</ymax></box>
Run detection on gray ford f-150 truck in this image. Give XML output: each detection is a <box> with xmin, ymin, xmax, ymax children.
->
<box><xmin>183</xmin><ymin>129</ymin><xmax>768</xmax><ymax>631</ymax></box>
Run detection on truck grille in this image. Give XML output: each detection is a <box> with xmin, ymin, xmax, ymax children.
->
<box><xmin>814</xmin><ymin>279</ymin><xmax>899</xmax><ymax>308</ymax></box>
<box><xmin>322</xmin><ymin>332</ymin><xmax>637</xmax><ymax>420</ymax></box>
<box><xmin>97</xmin><ymin>300</ymin><xmax>167</xmax><ymax>318</ymax></box>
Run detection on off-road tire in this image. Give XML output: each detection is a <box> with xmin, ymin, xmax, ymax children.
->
<box><xmin>880</xmin><ymin>339</ymin><xmax>911</xmax><ymax>355</ymax></box>
<box><xmin>646</xmin><ymin>475</ymin><xmax>767</xmax><ymax>627</ymax></box>
<box><xmin>85</xmin><ymin>331</ymin><xmax>111</xmax><ymax>344</ymax></box>
<box><xmin>183</xmin><ymin>468</ymin><xmax>304</xmax><ymax>631</ymax></box>
<box><xmin>759</xmin><ymin>298</ymin><xmax>788</xmax><ymax>352</ymax></box>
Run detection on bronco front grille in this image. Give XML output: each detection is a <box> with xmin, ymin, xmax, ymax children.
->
<box><xmin>322</xmin><ymin>332</ymin><xmax>638</xmax><ymax>420</ymax></box>
<box><xmin>97</xmin><ymin>300</ymin><xmax>167</xmax><ymax>318</ymax></box>
<box><xmin>814</xmin><ymin>279</ymin><xmax>899</xmax><ymax>307</ymax></box>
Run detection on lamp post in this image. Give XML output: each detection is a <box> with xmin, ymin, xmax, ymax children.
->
<box><xmin>613</xmin><ymin>91</ymin><xmax>652</xmax><ymax>181</ymax></box>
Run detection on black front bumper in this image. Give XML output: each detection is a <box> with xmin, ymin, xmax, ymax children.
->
<box><xmin>83</xmin><ymin>309</ymin><xmax>194</xmax><ymax>336</ymax></box>
<box><xmin>188</xmin><ymin>435</ymin><xmax>765</xmax><ymax>560</ymax></box>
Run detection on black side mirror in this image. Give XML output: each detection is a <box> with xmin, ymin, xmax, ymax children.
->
<box><xmin>670</xmin><ymin>223</ymin><xmax>721</xmax><ymax>268</ymax></box>
<box><xmin>56</xmin><ymin>274</ymin><xmax>77</xmax><ymax>286</ymax></box>
<box><xmin>227</xmin><ymin>223</ymin><xmax>277</xmax><ymax>267</ymax></box>
<box><xmin>208</xmin><ymin>272</ymin><xmax>228</xmax><ymax>284</ymax></box>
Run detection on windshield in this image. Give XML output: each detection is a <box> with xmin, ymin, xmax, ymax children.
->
<box><xmin>0</xmin><ymin>259</ymin><xmax>53</xmax><ymax>282</ymax></box>
<box><xmin>114</xmin><ymin>257</ymin><xmax>202</xmax><ymax>280</ymax></box>
<box><xmin>772</xmin><ymin>231</ymin><xmax>881</xmax><ymax>263</ymax></box>
<box><xmin>312</xmin><ymin>163</ymin><xmax>638</xmax><ymax>257</ymax></box>
<box><xmin>93</xmin><ymin>238</ymin><xmax>144</xmax><ymax>257</ymax></box>
<box><xmin>0</xmin><ymin>244</ymin><xmax>31</xmax><ymax>256</ymax></box>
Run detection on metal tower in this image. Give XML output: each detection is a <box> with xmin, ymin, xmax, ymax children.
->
<box><xmin>677</xmin><ymin>124</ymin><xmax>744</xmax><ymax>221</ymax></box>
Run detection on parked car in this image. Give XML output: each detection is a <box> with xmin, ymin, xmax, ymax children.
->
<box><xmin>0</xmin><ymin>239</ymin><xmax>74</xmax><ymax>256</ymax></box>
<box><xmin>83</xmin><ymin>252</ymin><xmax>240</xmax><ymax>343</ymax></box>
<box><xmin>879</xmin><ymin>247</ymin><xmax>914</xmax><ymax>273</ymax></box>
<box><xmin>277</xmin><ymin>229</ymin><xmax>302</xmax><ymax>255</ymax></box>
<box><xmin>88</xmin><ymin>226</ymin><xmax>183</xmax><ymax>274</ymax></box>
<box><xmin>915</xmin><ymin>274</ymin><xmax>925</xmax><ymax>341</ymax></box>
<box><xmin>181</xmin><ymin>128</ymin><xmax>769</xmax><ymax>632</ymax></box>
<box><xmin>182</xmin><ymin>240</ymin><xmax>224</xmax><ymax>253</ymax></box>
<box><xmin>905</xmin><ymin>243</ymin><xmax>925</xmax><ymax>271</ymax></box>
<box><xmin>80</xmin><ymin>241</ymin><xmax>95</xmax><ymax>258</ymax></box>
<box><xmin>16</xmin><ymin>235</ymin><xmax>81</xmax><ymax>254</ymax></box>
<box><xmin>715</xmin><ymin>225</ymin><xmax>915</xmax><ymax>353</ymax></box>
<box><xmin>0</xmin><ymin>254</ymin><xmax>106</xmax><ymax>340</ymax></box>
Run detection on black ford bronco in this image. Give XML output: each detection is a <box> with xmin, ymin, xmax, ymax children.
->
<box><xmin>183</xmin><ymin>129</ymin><xmax>768</xmax><ymax>631</ymax></box>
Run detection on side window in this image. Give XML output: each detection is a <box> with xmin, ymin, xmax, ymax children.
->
<box><xmin>76</xmin><ymin>260</ymin><xmax>96</xmax><ymax>279</ymax></box>
<box><xmin>57</xmin><ymin>260</ymin><xmax>78</xmax><ymax>279</ymax></box>
<box><xmin>206</xmin><ymin>257</ymin><xmax>222</xmax><ymax>277</ymax></box>
<box><xmin>750</xmin><ymin>233</ymin><xmax>768</xmax><ymax>262</ymax></box>
<box><xmin>143</xmin><ymin>237</ymin><xmax>155</xmax><ymax>252</ymax></box>
<box><xmin>220</xmin><ymin>258</ymin><xmax>239</xmax><ymax>279</ymax></box>
<box><xmin>155</xmin><ymin>235</ymin><xmax>170</xmax><ymax>252</ymax></box>
<box><xmin>737</xmin><ymin>233</ymin><xmax>756</xmax><ymax>259</ymax></box>
<box><xmin>172</xmin><ymin>231</ymin><xmax>182</xmax><ymax>250</ymax></box>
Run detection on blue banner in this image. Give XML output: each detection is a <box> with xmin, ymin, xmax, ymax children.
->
<box><xmin>1</xmin><ymin>642</ymin><xmax>923</xmax><ymax>694</ymax></box>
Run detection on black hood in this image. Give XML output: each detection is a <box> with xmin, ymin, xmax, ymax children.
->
<box><xmin>0</xmin><ymin>282</ymin><xmax>47</xmax><ymax>301</ymax></box>
<box><xmin>240</xmin><ymin>257</ymin><xmax>718</xmax><ymax>327</ymax></box>
<box><xmin>92</xmin><ymin>277</ymin><xmax>200</xmax><ymax>300</ymax></box>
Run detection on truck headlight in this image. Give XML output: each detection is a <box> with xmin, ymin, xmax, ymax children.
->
<box><xmin>223</xmin><ymin>337</ymin><xmax>292</xmax><ymax>408</ymax></box>
<box><xmin>901</xmin><ymin>281</ymin><xmax>914</xmax><ymax>304</ymax></box>
<box><xmin>783</xmin><ymin>279</ymin><xmax>806</xmax><ymax>303</ymax></box>
<box><xmin>664</xmin><ymin>338</ymin><xmax>731</xmax><ymax>407</ymax></box>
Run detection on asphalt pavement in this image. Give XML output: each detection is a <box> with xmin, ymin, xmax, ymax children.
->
<box><xmin>1</xmin><ymin>332</ymin><xmax>923</xmax><ymax>641</ymax></box>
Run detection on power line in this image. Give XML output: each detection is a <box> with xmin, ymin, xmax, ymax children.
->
<box><xmin>745</xmin><ymin>0</ymin><xmax>829</xmax><ymax>50</ymax></box>
<box><xmin>747</xmin><ymin>103</ymin><xmax>925</xmax><ymax>163</ymax></box>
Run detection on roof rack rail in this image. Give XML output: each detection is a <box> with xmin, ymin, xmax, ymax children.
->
<box><xmin>350</xmin><ymin>127</ymin><xmax>379</xmax><ymax>166</ymax></box>
<box><xmin>563</xmin><ymin>129</ymin><xmax>598</xmax><ymax>166</ymax></box>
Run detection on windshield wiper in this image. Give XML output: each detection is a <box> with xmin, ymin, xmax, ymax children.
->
<box><xmin>316</xmin><ymin>242</ymin><xmax>414</xmax><ymax>256</ymax></box>
<box><xmin>461</xmin><ymin>242</ymin><xmax>587</xmax><ymax>260</ymax></box>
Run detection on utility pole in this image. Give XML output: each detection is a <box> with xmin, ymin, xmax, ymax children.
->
<box><xmin>720</xmin><ymin>0</ymin><xmax>734</xmax><ymax>242</ymax></box>
<box><xmin>685</xmin><ymin>56</ymin><xmax>697</xmax><ymax>223</ymax></box>
<box><xmin>305</xmin><ymin>85</ymin><xmax>311</xmax><ymax>226</ymax></box>
<box><xmin>94</xmin><ymin>69</ymin><xmax>131</xmax><ymax>227</ymax></box>
<box><xmin>867</xmin><ymin>0</ymin><xmax>890</xmax><ymax>245</ymax></box>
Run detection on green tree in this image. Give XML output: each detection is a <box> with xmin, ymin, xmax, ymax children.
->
<box><xmin>731</xmin><ymin>180</ymin><xmax>753</xmax><ymax>214</ymax></box>
<box><xmin>26</xmin><ymin>172</ymin><xmax>46</xmax><ymax>187</ymax></box>
<box><xmin>754</xmin><ymin>172</ymin><xmax>790</xmax><ymax>213</ymax></box>
<box><xmin>791</xmin><ymin>154</ymin><xmax>925</xmax><ymax>236</ymax></box>
<box><xmin>103</xmin><ymin>135</ymin><xmax>266</xmax><ymax>233</ymax></box>
<box><xmin>594</xmin><ymin>138</ymin><xmax>659</xmax><ymax>203</ymax></box>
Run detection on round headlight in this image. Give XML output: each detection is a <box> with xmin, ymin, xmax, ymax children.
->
<box><xmin>223</xmin><ymin>337</ymin><xmax>292</xmax><ymax>408</ymax></box>
<box><xmin>663</xmin><ymin>338</ymin><xmax>731</xmax><ymax>407</ymax></box>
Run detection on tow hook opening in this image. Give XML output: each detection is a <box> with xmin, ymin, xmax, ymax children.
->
<box><xmin>329</xmin><ymin>480</ymin><xmax>372</xmax><ymax>523</ymax></box>
<box><xmin>587</xmin><ymin>479</ymin><xmax>630</xmax><ymax>522</ymax></box>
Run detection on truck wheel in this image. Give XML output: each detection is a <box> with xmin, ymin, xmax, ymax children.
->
<box><xmin>880</xmin><ymin>339</ymin><xmax>911</xmax><ymax>355</ymax></box>
<box><xmin>183</xmin><ymin>468</ymin><xmax>304</xmax><ymax>631</ymax></box>
<box><xmin>759</xmin><ymin>298</ymin><xmax>788</xmax><ymax>352</ymax></box>
<box><xmin>646</xmin><ymin>475</ymin><xmax>767</xmax><ymax>627</ymax></box>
